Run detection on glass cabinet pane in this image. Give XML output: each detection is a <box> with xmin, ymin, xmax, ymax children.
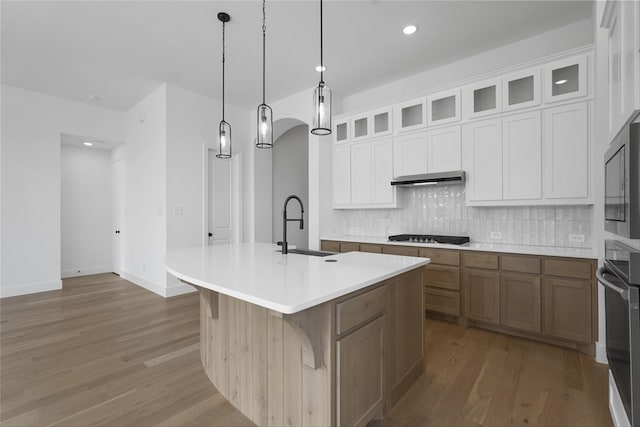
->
<box><xmin>354</xmin><ymin>117</ymin><xmax>368</xmax><ymax>138</ymax></box>
<box><xmin>374</xmin><ymin>112</ymin><xmax>389</xmax><ymax>134</ymax></box>
<box><xmin>474</xmin><ymin>86</ymin><xmax>497</xmax><ymax>113</ymax></box>
<box><xmin>336</xmin><ymin>122</ymin><xmax>348</xmax><ymax>142</ymax></box>
<box><xmin>402</xmin><ymin>104</ymin><xmax>423</xmax><ymax>128</ymax></box>
<box><xmin>508</xmin><ymin>75</ymin><xmax>535</xmax><ymax>106</ymax></box>
<box><xmin>551</xmin><ymin>64</ymin><xmax>580</xmax><ymax>96</ymax></box>
<box><xmin>431</xmin><ymin>96</ymin><xmax>456</xmax><ymax>121</ymax></box>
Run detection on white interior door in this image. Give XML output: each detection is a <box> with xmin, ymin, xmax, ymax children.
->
<box><xmin>208</xmin><ymin>150</ymin><xmax>234</xmax><ymax>245</ymax></box>
<box><xmin>111</xmin><ymin>160</ymin><xmax>122</xmax><ymax>274</ymax></box>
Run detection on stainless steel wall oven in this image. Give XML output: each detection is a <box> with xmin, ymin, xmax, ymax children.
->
<box><xmin>598</xmin><ymin>240</ymin><xmax>640</xmax><ymax>426</ymax></box>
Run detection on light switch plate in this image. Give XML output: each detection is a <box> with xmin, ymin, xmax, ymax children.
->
<box><xmin>569</xmin><ymin>233</ymin><xmax>585</xmax><ymax>243</ymax></box>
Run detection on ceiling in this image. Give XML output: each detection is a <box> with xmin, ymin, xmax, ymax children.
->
<box><xmin>1</xmin><ymin>1</ymin><xmax>593</xmax><ymax>112</ymax></box>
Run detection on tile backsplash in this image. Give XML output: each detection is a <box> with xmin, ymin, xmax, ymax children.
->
<box><xmin>337</xmin><ymin>186</ymin><xmax>593</xmax><ymax>248</ymax></box>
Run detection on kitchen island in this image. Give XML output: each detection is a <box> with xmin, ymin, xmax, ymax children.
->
<box><xmin>166</xmin><ymin>242</ymin><xmax>429</xmax><ymax>427</ymax></box>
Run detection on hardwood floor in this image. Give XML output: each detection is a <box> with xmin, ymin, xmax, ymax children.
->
<box><xmin>1</xmin><ymin>274</ymin><xmax>612</xmax><ymax>426</ymax></box>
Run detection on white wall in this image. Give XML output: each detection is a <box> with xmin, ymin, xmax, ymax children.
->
<box><xmin>61</xmin><ymin>145</ymin><xmax>112</xmax><ymax>278</ymax></box>
<box><xmin>341</xmin><ymin>19</ymin><xmax>594</xmax><ymax>114</ymax></box>
<box><xmin>272</xmin><ymin>124</ymin><xmax>309</xmax><ymax>249</ymax></box>
<box><xmin>165</xmin><ymin>84</ymin><xmax>250</xmax><ymax>292</ymax></box>
<box><xmin>1</xmin><ymin>84</ymin><xmax>124</xmax><ymax>297</ymax></box>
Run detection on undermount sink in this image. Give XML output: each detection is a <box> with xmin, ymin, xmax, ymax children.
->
<box><xmin>278</xmin><ymin>248</ymin><xmax>336</xmax><ymax>257</ymax></box>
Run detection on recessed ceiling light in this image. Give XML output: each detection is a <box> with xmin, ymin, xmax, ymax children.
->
<box><xmin>83</xmin><ymin>141</ymin><xmax>94</xmax><ymax>146</ymax></box>
<box><xmin>555</xmin><ymin>79</ymin><xmax>568</xmax><ymax>85</ymax></box>
<box><xmin>403</xmin><ymin>25</ymin><xmax>417</xmax><ymax>35</ymax></box>
<box><xmin>315</xmin><ymin>65</ymin><xmax>326</xmax><ymax>72</ymax></box>
<box><xmin>87</xmin><ymin>94</ymin><xmax>99</xmax><ymax>101</ymax></box>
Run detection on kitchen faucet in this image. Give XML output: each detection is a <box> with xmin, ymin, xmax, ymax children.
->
<box><xmin>280</xmin><ymin>195</ymin><xmax>304</xmax><ymax>254</ymax></box>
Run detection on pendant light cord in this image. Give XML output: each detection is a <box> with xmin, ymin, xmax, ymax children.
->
<box><xmin>320</xmin><ymin>0</ymin><xmax>324</xmax><ymax>83</ymax></box>
<box><xmin>222</xmin><ymin>20</ymin><xmax>226</xmax><ymax>120</ymax></box>
<box><xmin>262</xmin><ymin>0</ymin><xmax>266</xmax><ymax>104</ymax></box>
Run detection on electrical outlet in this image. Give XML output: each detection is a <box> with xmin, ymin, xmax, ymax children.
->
<box><xmin>490</xmin><ymin>231</ymin><xmax>502</xmax><ymax>239</ymax></box>
<box><xmin>174</xmin><ymin>207</ymin><xmax>184</xmax><ymax>216</ymax></box>
<box><xmin>350</xmin><ymin>228</ymin><xmax>357</xmax><ymax>234</ymax></box>
<box><xmin>569</xmin><ymin>234</ymin><xmax>585</xmax><ymax>243</ymax></box>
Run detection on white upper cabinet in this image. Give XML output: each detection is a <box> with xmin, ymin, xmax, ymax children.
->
<box><xmin>543</xmin><ymin>54</ymin><xmax>588</xmax><ymax>104</ymax></box>
<box><xmin>334</xmin><ymin>118</ymin><xmax>350</xmax><ymax>145</ymax></box>
<box><xmin>371</xmin><ymin>139</ymin><xmax>395</xmax><ymax>204</ymax></box>
<box><xmin>394</xmin><ymin>97</ymin><xmax>427</xmax><ymax>133</ymax></box>
<box><xmin>332</xmin><ymin>145</ymin><xmax>351</xmax><ymax>207</ymax></box>
<box><xmin>601</xmin><ymin>0</ymin><xmax>639</xmax><ymax>138</ymax></box>
<box><xmin>371</xmin><ymin>107</ymin><xmax>393</xmax><ymax>138</ymax></box>
<box><xmin>502</xmin><ymin>111</ymin><xmax>542</xmax><ymax>200</ymax></box>
<box><xmin>502</xmin><ymin>67</ymin><xmax>541</xmax><ymax>112</ymax></box>
<box><xmin>350</xmin><ymin>138</ymin><xmax>396</xmax><ymax>207</ymax></box>
<box><xmin>427</xmin><ymin>89</ymin><xmax>461</xmax><ymax>127</ymax></box>
<box><xmin>543</xmin><ymin>103</ymin><xmax>589</xmax><ymax>200</ymax></box>
<box><xmin>462</xmin><ymin>118</ymin><xmax>503</xmax><ymax>202</ymax></box>
<box><xmin>394</xmin><ymin>131</ymin><xmax>428</xmax><ymax>177</ymax></box>
<box><xmin>463</xmin><ymin>77</ymin><xmax>503</xmax><ymax>120</ymax></box>
<box><xmin>427</xmin><ymin>126</ymin><xmax>461</xmax><ymax>173</ymax></box>
<box><xmin>351</xmin><ymin>114</ymin><xmax>370</xmax><ymax>142</ymax></box>
<box><xmin>350</xmin><ymin>141</ymin><xmax>373</xmax><ymax>204</ymax></box>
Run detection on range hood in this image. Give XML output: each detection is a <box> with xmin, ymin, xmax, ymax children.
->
<box><xmin>390</xmin><ymin>170</ymin><xmax>465</xmax><ymax>187</ymax></box>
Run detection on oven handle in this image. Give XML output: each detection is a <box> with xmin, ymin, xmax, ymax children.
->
<box><xmin>597</xmin><ymin>267</ymin><xmax>629</xmax><ymax>301</ymax></box>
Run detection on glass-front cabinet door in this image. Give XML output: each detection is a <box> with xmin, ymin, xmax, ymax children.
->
<box><xmin>333</xmin><ymin>117</ymin><xmax>350</xmax><ymax>144</ymax></box>
<box><xmin>427</xmin><ymin>88</ymin><xmax>461</xmax><ymax>126</ymax></box>
<box><xmin>350</xmin><ymin>114</ymin><xmax>370</xmax><ymax>142</ymax></box>
<box><xmin>463</xmin><ymin>77</ymin><xmax>502</xmax><ymax>119</ymax></box>
<box><xmin>371</xmin><ymin>107</ymin><xmax>392</xmax><ymax>138</ymax></box>
<box><xmin>394</xmin><ymin>97</ymin><xmax>427</xmax><ymax>133</ymax></box>
<box><xmin>502</xmin><ymin>67</ymin><xmax>541</xmax><ymax>112</ymax></box>
<box><xmin>544</xmin><ymin>54</ymin><xmax>588</xmax><ymax>103</ymax></box>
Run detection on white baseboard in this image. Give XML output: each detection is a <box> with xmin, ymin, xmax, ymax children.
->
<box><xmin>596</xmin><ymin>341</ymin><xmax>608</xmax><ymax>365</ymax></box>
<box><xmin>61</xmin><ymin>265</ymin><xmax>112</xmax><ymax>279</ymax></box>
<box><xmin>120</xmin><ymin>270</ymin><xmax>195</xmax><ymax>298</ymax></box>
<box><xmin>0</xmin><ymin>279</ymin><xmax>62</xmax><ymax>298</ymax></box>
<box><xmin>609</xmin><ymin>371</ymin><xmax>631</xmax><ymax>427</ymax></box>
<box><xmin>166</xmin><ymin>282</ymin><xmax>196</xmax><ymax>297</ymax></box>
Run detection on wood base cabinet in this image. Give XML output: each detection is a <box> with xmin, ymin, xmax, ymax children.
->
<box><xmin>337</xmin><ymin>316</ymin><xmax>385</xmax><ymax>427</ymax></box>
<box><xmin>500</xmin><ymin>273</ymin><xmax>541</xmax><ymax>333</ymax></box>
<box><xmin>464</xmin><ymin>269</ymin><xmax>500</xmax><ymax>324</ymax></box>
<box><xmin>543</xmin><ymin>277</ymin><xmax>592</xmax><ymax>343</ymax></box>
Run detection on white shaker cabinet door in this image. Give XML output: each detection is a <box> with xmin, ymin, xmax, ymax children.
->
<box><xmin>393</xmin><ymin>131</ymin><xmax>428</xmax><ymax>177</ymax></box>
<box><xmin>427</xmin><ymin>126</ymin><xmax>461</xmax><ymax>173</ymax></box>
<box><xmin>543</xmin><ymin>102</ymin><xmax>589</xmax><ymax>200</ymax></box>
<box><xmin>350</xmin><ymin>141</ymin><xmax>373</xmax><ymax>205</ymax></box>
<box><xmin>332</xmin><ymin>145</ymin><xmax>351</xmax><ymax>207</ymax></box>
<box><xmin>502</xmin><ymin>111</ymin><xmax>542</xmax><ymax>200</ymax></box>
<box><xmin>462</xmin><ymin>118</ymin><xmax>503</xmax><ymax>202</ymax></box>
<box><xmin>372</xmin><ymin>138</ymin><xmax>395</xmax><ymax>204</ymax></box>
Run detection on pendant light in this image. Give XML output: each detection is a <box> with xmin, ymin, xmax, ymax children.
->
<box><xmin>217</xmin><ymin>12</ymin><xmax>232</xmax><ymax>159</ymax></box>
<box><xmin>256</xmin><ymin>0</ymin><xmax>273</xmax><ymax>148</ymax></box>
<box><xmin>311</xmin><ymin>0</ymin><xmax>331</xmax><ymax>136</ymax></box>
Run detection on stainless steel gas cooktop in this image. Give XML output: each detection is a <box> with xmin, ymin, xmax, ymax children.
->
<box><xmin>388</xmin><ymin>234</ymin><xmax>470</xmax><ymax>245</ymax></box>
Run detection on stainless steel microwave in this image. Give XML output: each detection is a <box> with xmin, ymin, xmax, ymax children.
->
<box><xmin>605</xmin><ymin>111</ymin><xmax>640</xmax><ymax>239</ymax></box>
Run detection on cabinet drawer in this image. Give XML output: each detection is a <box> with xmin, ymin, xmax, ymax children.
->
<box><xmin>360</xmin><ymin>243</ymin><xmax>382</xmax><ymax>254</ymax></box>
<box><xmin>383</xmin><ymin>245</ymin><xmax>419</xmax><ymax>257</ymax></box>
<box><xmin>544</xmin><ymin>258</ymin><xmax>592</xmax><ymax>280</ymax></box>
<box><xmin>424</xmin><ymin>265</ymin><xmax>460</xmax><ymax>291</ymax></box>
<box><xmin>463</xmin><ymin>252</ymin><xmax>499</xmax><ymax>270</ymax></box>
<box><xmin>424</xmin><ymin>288</ymin><xmax>460</xmax><ymax>316</ymax></box>
<box><xmin>340</xmin><ymin>242</ymin><xmax>360</xmax><ymax>253</ymax></box>
<box><xmin>336</xmin><ymin>285</ymin><xmax>387</xmax><ymax>335</ymax></box>
<box><xmin>321</xmin><ymin>240</ymin><xmax>340</xmax><ymax>252</ymax></box>
<box><xmin>418</xmin><ymin>248</ymin><xmax>461</xmax><ymax>266</ymax></box>
<box><xmin>501</xmin><ymin>255</ymin><xmax>541</xmax><ymax>274</ymax></box>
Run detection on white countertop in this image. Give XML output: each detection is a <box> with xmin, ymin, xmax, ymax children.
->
<box><xmin>166</xmin><ymin>242</ymin><xmax>429</xmax><ymax>314</ymax></box>
<box><xmin>322</xmin><ymin>235</ymin><xmax>597</xmax><ymax>259</ymax></box>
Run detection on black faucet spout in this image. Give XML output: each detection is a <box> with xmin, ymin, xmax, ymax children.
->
<box><xmin>282</xmin><ymin>195</ymin><xmax>304</xmax><ymax>255</ymax></box>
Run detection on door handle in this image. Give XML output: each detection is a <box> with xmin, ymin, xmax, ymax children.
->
<box><xmin>115</xmin><ymin>230</ymin><xmax>120</xmax><ymax>234</ymax></box>
<box><xmin>208</xmin><ymin>232</ymin><xmax>213</xmax><ymax>237</ymax></box>
<box><xmin>597</xmin><ymin>267</ymin><xmax>628</xmax><ymax>301</ymax></box>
